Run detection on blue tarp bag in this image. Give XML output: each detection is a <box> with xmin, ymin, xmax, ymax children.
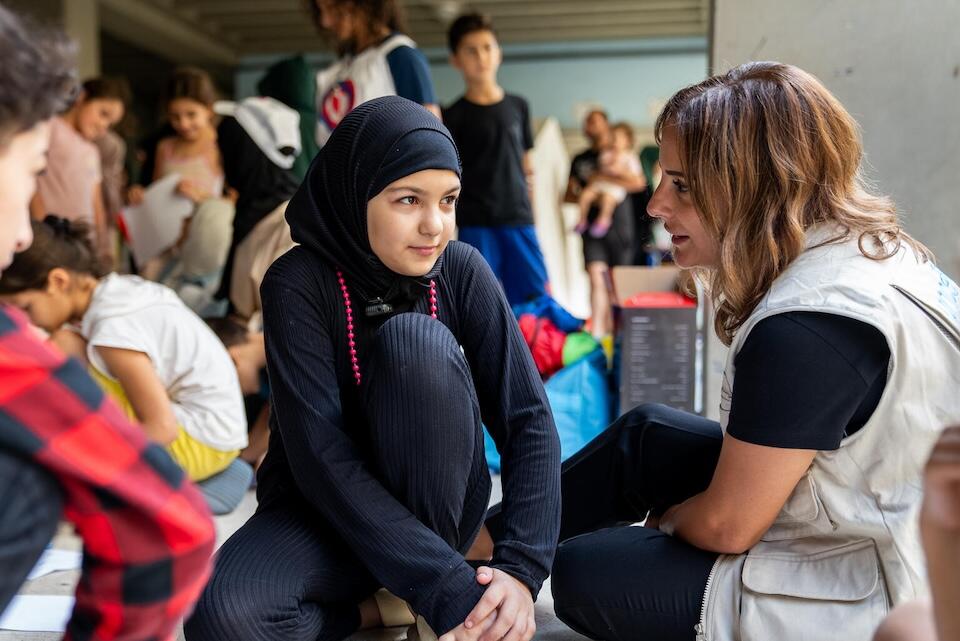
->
<box><xmin>484</xmin><ymin>348</ymin><xmax>611</xmax><ymax>472</ymax></box>
<box><xmin>511</xmin><ymin>295</ymin><xmax>584</xmax><ymax>333</ymax></box>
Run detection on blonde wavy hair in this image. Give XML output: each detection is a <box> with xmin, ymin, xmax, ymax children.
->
<box><xmin>656</xmin><ymin>61</ymin><xmax>930</xmax><ymax>345</ymax></box>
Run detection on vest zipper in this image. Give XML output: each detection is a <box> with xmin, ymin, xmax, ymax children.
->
<box><xmin>695</xmin><ymin>557</ymin><xmax>722</xmax><ymax>641</ymax></box>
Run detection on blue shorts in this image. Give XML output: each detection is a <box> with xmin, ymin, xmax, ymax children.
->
<box><xmin>458</xmin><ymin>225</ymin><xmax>549</xmax><ymax>306</ymax></box>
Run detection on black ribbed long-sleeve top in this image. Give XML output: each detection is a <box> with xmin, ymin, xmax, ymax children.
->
<box><xmin>257</xmin><ymin>240</ymin><xmax>561</xmax><ymax>634</ymax></box>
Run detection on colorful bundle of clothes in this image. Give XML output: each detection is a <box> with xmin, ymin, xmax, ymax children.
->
<box><xmin>485</xmin><ymin>296</ymin><xmax>612</xmax><ymax>472</ymax></box>
<box><xmin>513</xmin><ymin>296</ymin><xmax>599</xmax><ymax>380</ymax></box>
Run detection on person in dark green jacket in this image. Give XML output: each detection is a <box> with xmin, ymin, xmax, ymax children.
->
<box><xmin>257</xmin><ymin>55</ymin><xmax>320</xmax><ymax>182</ymax></box>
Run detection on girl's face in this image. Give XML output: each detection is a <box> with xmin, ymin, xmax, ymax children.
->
<box><xmin>648</xmin><ymin>125</ymin><xmax>720</xmax><ymax>269</ymax></box>
<box><xmin>74</xmin><ymin>97</ymin><xmax>124</xmax><ymax>141</ymax></box>
<box><xmin>316</xmin><ymin>0</ymin><xmax>356</xmax><ymax>44</ymax></box>
<box><xmin>168</xmin><ymin>98</ymin><xmax>214</xmax><ymax>142</ymax></box>
<box><xmin>367</xmin><ymin>169</ymin><xmax>459</xmax><ymax>277</ymax></box>
<box><xmin>0</xmin><ymin>122</ymin><xmax>49</xmax><ymax>274</ymax></box>
<box><xmin>2</xmin><ymin>269</ymin><xmax>80</xmax><ymax>332</ymax></box>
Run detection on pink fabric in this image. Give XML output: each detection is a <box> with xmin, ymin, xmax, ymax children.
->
<box><xmin>36</xmin><ymin>117</ymin><xmax>101</xmax><ymax>225</ymax></box>
<box><xmin>155</xmin><ymin>137</ymin><xmax>224</xmax><ymax>198</ymax></box>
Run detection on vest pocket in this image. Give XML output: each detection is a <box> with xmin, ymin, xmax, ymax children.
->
<box><xmin>739</xmin><ymin>539</ymin><xmax>889</xmax><ymax>641</ymax></box>
<box><xmin>762</xmin><ymin>473</ymin><xmax>836</xmax><ymax>541</ymax></box>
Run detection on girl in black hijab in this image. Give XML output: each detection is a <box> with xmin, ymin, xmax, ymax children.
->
<box><xmin>186</xmin><ymin>96</ymin><xmax>560</xmax><ymax>641</ymax></box>
<box><xmin>214</xmin><ymin>115</ymin><xmax>300</xmax><ymax>304</ymax></box>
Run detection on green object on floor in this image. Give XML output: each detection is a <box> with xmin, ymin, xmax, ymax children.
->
<box><xmin>562</xmin><ymin>331</ymin><xmax>600</xmax><ymax>367</ymax></box>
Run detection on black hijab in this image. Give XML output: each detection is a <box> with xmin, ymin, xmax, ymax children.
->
<box><xmin>285</xmin><ymin>95</ymin><xmax>461</xmax><ymax>303</ymax></box>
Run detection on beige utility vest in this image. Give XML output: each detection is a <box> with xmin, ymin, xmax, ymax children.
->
<box><xmin>698</xmin><ymin>227</ymin><xmax>960</xmax><ymax>641</ymax></box>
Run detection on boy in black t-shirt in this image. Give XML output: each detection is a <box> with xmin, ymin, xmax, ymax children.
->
<box><xmin>442</xmin><ymin>13</ymin><xmax>549</xmax><ymax>305</ymax></box>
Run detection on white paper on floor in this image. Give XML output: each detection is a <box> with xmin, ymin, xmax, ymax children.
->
<box><xmin>0</xmin><ymin>595</ymin><xmax>74</xmax><ymax>632</ymax></box>
<box><xmin>27</xmin><ymin>548</ymin><xmax>82</xmax><ymax>580</ymax></box>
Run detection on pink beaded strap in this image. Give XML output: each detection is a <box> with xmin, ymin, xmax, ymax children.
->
<box><xmin>337</xmin><ymin>270</ymin><xmax>437</xmax><ymax>386</ymax></box>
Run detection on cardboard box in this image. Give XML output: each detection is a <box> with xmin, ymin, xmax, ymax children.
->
<box><xmin>612</xmin><ymin>266</ymin><xmax>704</xmax><ymax>416</ymax></box>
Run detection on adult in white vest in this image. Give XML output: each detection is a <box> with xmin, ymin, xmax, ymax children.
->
<box><xmin>545</xmin><ymin>61</ymin><xmax>960</xmax><ymax>641</ymax></box>
<box><xmin>309</xmin><ymin>0</ymin><xmax>440</xmax><ymax>147</ymax></box>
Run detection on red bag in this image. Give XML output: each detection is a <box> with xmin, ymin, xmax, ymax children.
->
<box><xmin>518</xmin><ymin>313</ymin><xmax>566</xmax><ymax>379</ymax></box>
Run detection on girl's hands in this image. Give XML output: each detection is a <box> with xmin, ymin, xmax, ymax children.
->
<box><xmin>438</xmin><ymin>567</ymin><xmax>535</xmax><ymax>641</ymax></box>
<box><xmin>127</xmin><ymin>184</ymin><xmax>145</xmax><ymax>206</ymax></box>
<box><xmin>176</xmin><ymin>178</ymin><xmax>208</xmax><ymax>204</ymax></box>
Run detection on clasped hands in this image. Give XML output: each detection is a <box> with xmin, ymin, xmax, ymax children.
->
<box><xmin>439</xmin><ymin>567</ymin><xmax>536</xmax><ymax>641</ymax></box>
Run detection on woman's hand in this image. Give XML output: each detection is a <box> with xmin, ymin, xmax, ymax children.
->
<box><xmin>441</xmin><ymin>567</ymin><xmax>535</xmax><ymax>641</ymax></box>
<box><xmin>921</xmin><ymin>425</ymin><xmax>960</xmax><ymax>531</ymax></box>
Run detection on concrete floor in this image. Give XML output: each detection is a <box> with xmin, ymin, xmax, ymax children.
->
<box><xmin>2</xmin><ymin>479</ymin><xmax>587</xmax><ymax>641</ymax></box>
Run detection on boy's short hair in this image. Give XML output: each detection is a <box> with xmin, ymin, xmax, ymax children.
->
<box><xmin>205</xmin><ymin>316</ymin><xmax>250</xmax><ymax>349</ymax></box>
<box><xmin>0</xmin><ymin>5</ymin><xmax>76</xmax><ymax>147</ymax></box>
<box><xmin>448</xmin><ymin>12</ymin><xmax>497</xmax><ymax>53</ymax></box>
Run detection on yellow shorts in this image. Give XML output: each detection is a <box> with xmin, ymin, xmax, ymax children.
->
<box><xmin>90</xmin><ymin>368</ymin><xmax>239</xmax><ymax>482</ymax></box>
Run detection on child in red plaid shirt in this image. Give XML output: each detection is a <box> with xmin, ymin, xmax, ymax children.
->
<box><xmin>0</xmin><ymin>5</ymin><xmax>215</xmax><ymax>639</ymax></box>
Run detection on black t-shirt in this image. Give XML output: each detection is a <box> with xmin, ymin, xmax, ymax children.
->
<box><xmin>727</xmin><ymin>312</ymin><xmax>890</xmax><ymax>450</ymax></box>
<box><xmin>442</xmin><ymin>94</ymin><xmax>534</xmax><ymax>227</ymax></box>
<box><xmin>569</xmin><ymin>148</ymin><xmax>600</xmax><ymax>188</ymax></box>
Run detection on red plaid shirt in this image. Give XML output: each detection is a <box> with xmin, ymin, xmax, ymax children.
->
<box><xmin>0</xmin><ymin>305</ymin><xmax>214</xmax><ymax>640</ymax></box>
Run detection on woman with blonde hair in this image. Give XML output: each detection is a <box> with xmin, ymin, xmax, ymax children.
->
<box><xmin>540</xmin><ymin>61</ymin><xmax>960</xmax><ymax>641</ymax></box>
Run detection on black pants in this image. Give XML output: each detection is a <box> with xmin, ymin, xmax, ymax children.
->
<box><xmin>0</xmin><ymin>450</ymin><xmax>63</xmax><ymax>614</ymax></box>
<box><xmin>185</xmin><ymin>314</ymin><xmax>490</xmax><ymax>641</ymax></box>
<box><xmin>534</xmin><ymin>404</ymin><xmax>722</xmax><ymax>641</ymax></box>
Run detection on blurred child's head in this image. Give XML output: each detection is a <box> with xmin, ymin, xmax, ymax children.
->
<box><xmin>310</xmin><ymin>0</ymin><xmax>404</xmax><ymax>52</ymax></box>
<box><xmin>448</xmin><ymin>13</ymin><xmax>501</xmax><ymax>86</ymax></box>
<box><xmin>163</xmin><ymin>67</ymin><xmax>218</xmax><ymax>142</ymax></box>
<box><xmin>0</xmin><ymin>217</ymin><xmax>105</xmax><ymax>331</ymax></box>
<box><xmin>611</xmin><ymin>122</ymin><xmax>634</xmax><ymax>152</ymax></box>
<box><xmin>205</xmin><ymin>316</ymin><xmax>265</xmax><ymax>395</ymax></box>
<box><xmin>69</xmin><ymin>77</ymin><xmax>129</xmax><ymax>142</ymax></box>
<box><xmin>0</xmin><ymin>5</ymin><xmax>75</xmax><ymax>274</ymax></box>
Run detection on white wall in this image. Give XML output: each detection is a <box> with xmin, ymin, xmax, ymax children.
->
<box><xmin>712</xmin><ymin>0</ymin><xmax>960</xmax><ymax>281</ymax></box>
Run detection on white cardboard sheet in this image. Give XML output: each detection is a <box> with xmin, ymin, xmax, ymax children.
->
<box><xmin>0</xmin><ymin>595</ymin><xmax>74</xmax><ymax>632</ymax></box>
<box><xmin>121</xmin><ymin>172</ymin><xmax>193</xmax><ymax>268</ymax></box>
<box><xmin>27</xmin><ymin>548</ymin><xmax>82</xmax><ymax>581</ymax></box>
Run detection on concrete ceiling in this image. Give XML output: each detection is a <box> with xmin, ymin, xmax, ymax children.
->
<box><xmin>100</xmin><ymin>0</ymin><xmax>709</xmax><ymax>63</ymax></box>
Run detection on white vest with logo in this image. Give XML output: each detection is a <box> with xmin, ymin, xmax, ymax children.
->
<box><xmin>315</xmin><ymin>33</ymin><xmax>417</xmax><ymax>147</ymax></box>
<box><xmin>698</xmin><ymin>227</ymin><xmax>960</xmax><ymax>641</ymax></box>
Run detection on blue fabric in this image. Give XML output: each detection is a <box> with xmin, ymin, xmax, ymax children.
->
<box><xmin>512</xmin><ymin>295</ymin><xmax>583</xmax><ymax>334</ymax></box>
<box><xmin>386</xmin><ymin>45</ymin><xmax>437</xmax><ymax>105</ymax></box>
<box><xmin>458</xmin><ymin>225</ymin><xmax>548</xmax><ymax>306</ymax></box>
<box><xmin>485</xmin><ymin>349</ymin><xmax>610</xmax><ymax>472</ymax></box>
<box><xmin>198</xmin><ymin>458</ymin><xmax>253</xmax><ymax>516</ymax></box>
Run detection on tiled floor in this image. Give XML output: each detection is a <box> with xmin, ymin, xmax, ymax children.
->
<box><xmin>2</xmin><ymin>479</ymin><xmax>588</xmax><ymax>641</ymax></box>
